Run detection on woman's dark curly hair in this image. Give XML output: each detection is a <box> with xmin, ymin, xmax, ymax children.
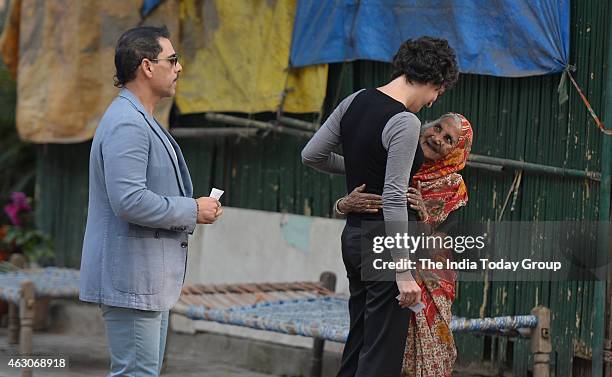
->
<box><xmin>114</xmin><ymin>26</ymin><xmax>170</xmax><ymax>88</ymax></box>
<box><xmin>391</xmin><ymin>36</ymin><xmax>459</xmax><ymax>90</ymax></box>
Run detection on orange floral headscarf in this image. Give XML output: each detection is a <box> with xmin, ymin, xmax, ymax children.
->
<box><xmin>412</xmin><ymin>113</ymin><xmax>473</xmax><ymax>226</ymax></box>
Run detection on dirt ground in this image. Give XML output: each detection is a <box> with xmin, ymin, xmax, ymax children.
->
<box><xmin>0</xmin><ymin>329</ymin><xmax>282</xmax><ymax>377</ymax></box>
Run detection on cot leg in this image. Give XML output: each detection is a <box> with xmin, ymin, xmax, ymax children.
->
<box><xmin>19</xmin><ymin>281</ymin><xmax>35</xmax><ymax>377</ymax></box>
<box><xmin>8</xmin><ymin>302</ymin><xmax>19</xmax><ymax>344</ymax></box>
<box><xmin>531</xmin><ymin>306</ymin><xmax>551</xmax><ymax>377</ymax></box>
<box><xmin>311</xmin><ymin>337</ymin><xmax>325</xmax><ymax>377</ymax></box>
<box><xmin>8</xmin><ymin>254</ymin><xmax>26</xmax><ymax>345</ymax></box>
<box><xmin>310</xmin><ymin>272</ymin><xmax>337</xmax><ymax>377</ymax></box>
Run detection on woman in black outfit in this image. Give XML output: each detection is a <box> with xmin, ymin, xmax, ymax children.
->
<box><xmin>302</xmin><ymin>37</ymin><xmax>459</xmax><ymax>377</ymax></box>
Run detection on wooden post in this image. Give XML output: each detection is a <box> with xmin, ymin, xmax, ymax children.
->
<box><xmin>8</xmin><ymin>254</ymin><xmax>27</xmax><ymax>345</ymax></box>
<box><xmin>531</xmin><ymin>306</ymin><xmax>552</xmax><ymax>377</ymax></box>
<box><xmin>8</xmin><ymin>302</ymin><xmax>19</xmax><ymax>344</ymax></box>
<box><xmin>19</xmin><ymin>280</ymin><xmax>35</xmax><ymax>377</ymax></box>
<box><xmin>310</xmin><ymin>272</ymin><xmax>337</xmax><ymax>377</ymax></box>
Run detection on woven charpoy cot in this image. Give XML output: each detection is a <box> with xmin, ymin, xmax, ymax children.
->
<box><xmin>176</xmin><ymin>295</ymin><xmax>539</xmax><ymax>343</ymax></box>
<box><xmin>0</xmin><ymin>267</ymin><xmax>80</xmax><ymax>377</ymax></box>
<box><xmin>173</xmin><ymin>280</ymin><xmax>336</xmax><ymax>318</ymax></box>
<box><xmin>0</xmin><ymin>268</ymin><xmax>80</xmax><ymax>303</ymax></box>
<box><xmin>174</xmin><ymin>278</ymin><xmax>552</xmax><ymax>377</ymax></box>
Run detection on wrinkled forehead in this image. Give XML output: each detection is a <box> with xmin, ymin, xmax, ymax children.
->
<box><xmin>157</xmin><ymin>37</ymin><xmax>175</xmax><ymax>56</ymax></box>
<box><xmin>438</xmin><ymin>114</ymin><xmax>462</xmax><ymax>130</ymax></box>
<box><xmin>421</xmin><ymin>113</ymin><xmax>462</xmax><ymax>134</ymax></box>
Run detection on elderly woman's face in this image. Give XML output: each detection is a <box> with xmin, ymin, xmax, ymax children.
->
<box><xmin>420</xmin><ymin>117</ymin><xmax>461</xmax><ymax>161</ymax></box>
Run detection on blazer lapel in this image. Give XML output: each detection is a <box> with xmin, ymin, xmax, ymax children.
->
<box><xmin>160</xmin><ymin>125</ymin><xmax>193</xmax><ymax>197</ymax></box>
<box><xmin>118</xmin><ymin>89</ymin><xmax>187</xmax><ymax>196</ymax></box>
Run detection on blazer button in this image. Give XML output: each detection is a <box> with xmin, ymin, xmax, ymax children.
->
<box><xmin>180</xmin><ymin>242</ymin><xmax>188</xmax><ymax>248</ymax></box>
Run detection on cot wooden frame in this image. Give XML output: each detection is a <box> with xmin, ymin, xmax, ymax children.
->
<box><xmin>174</xmin><ymin>272</ymin><xmax>552</xmax><ymax>377</ymax></box>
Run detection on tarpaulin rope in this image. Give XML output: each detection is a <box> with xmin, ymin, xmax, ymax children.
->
<box><xmin>567</xmin><ymin>70</ymin><xmax>612</xmax><ymax>135</ymax></box>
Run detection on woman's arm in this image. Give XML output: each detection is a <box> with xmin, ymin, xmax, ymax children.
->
<box><xmin>333</xmin><ymin>184</ymin><xmax>383</xmax><ymax>218</ymax></box>
<box><xmin>407</xmin><ymin>182</ymin><xmax>429</xmax><ymax>222</ymax></box>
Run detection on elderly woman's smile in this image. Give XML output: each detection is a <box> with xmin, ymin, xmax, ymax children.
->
<box><xmin>420</xmin><ymin>116</ymin><xmax>461</xmax><ymax>161</ymax></box>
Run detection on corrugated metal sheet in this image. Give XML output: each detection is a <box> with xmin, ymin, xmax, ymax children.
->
<box><xmin>35</xmin><ymin>143</ymin><xmax>90</xmax><ymax>268</ymax></box>
<box><xmin>35</xmin><ymin>0</ymin><xmax>609</xmax><ymax>375</ymax></box>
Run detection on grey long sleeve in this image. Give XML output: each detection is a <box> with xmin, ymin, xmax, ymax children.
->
<box><xmin>300</xmin><ymin>90</ymin><xmax>363</xmax><ymax>174</ymax></box>
<box><xmin>381</xmin><ymin>112</ymin><xmax>421</xmax><ymax>261</ymax></box>
<box><xmin>301</xmin><ymin>90</ymin><xmax>420</xmax><ymax>262</ymax></box>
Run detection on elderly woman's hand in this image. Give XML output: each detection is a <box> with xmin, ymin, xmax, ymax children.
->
<box><xmin>407</xmin><ymin>183</ymin><xmax>429</xmax><ymax>221</ymax></box>
<box><xmin>338</xmin><ymin>184</ymin><xmax>383</xmax><ymax>214</ymax></box>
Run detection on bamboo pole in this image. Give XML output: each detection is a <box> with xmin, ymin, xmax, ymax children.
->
<box><xmin>170</xmin><ymin>127</ymin><xmax>258</xmax><ymax>138</ymax></box>
<box><xmin>277</xmin><ymin>116</ymin><xmax>319</xmax><ymax>132</ymax></box>
<box><xmin>468</xmin><ymin>154</ymin><xmax>601</xmax><ymax>181</ymax></box>
<box><xmin>205</xmin><ymin>113</ymin><xmax>314</xmax><ymax>138</ymax></box>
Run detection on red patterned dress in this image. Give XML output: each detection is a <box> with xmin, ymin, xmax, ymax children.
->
<box><xmin>402</xmin><ymin>114</ymin><xmax>473</xmax><ymax>377</ymax></box>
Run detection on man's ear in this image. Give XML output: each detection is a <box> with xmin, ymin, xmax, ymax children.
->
<box><xmin>140</xmin><ymin>58</ymin><xmax>154</xmax><ymax>79</ymax></box>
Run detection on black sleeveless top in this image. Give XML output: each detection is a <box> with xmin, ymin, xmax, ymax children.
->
<box><xmin>339</xmin><ymin>89</ymin><xmax>424</xmax><ymax>226</ymax></box>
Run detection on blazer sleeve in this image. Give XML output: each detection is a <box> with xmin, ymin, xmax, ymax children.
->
<box><xmin>102</xmin><ymin>121</ymin><xmax>197</xmax><ymax>233</ymax></box>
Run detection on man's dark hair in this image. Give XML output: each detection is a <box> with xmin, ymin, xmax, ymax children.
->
<box><xmin>114</xmin><ymin>26</ymin><xmax>170</xmax><ymax>88</ymax></box>
<box><xmin>391</xmin><ymin>36</ymin><xmax>459</xmax><ymax>91</ymax></box>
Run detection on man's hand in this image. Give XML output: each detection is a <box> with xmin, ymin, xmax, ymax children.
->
<box><xmin>396</xmin><ymin>271</ymin><xmax>422</xmax><ymax>308</ymax></box>
<box><xmin>196</xmin><ymin>197</ymin><xmax>222</xmax><ymax>224</ymax></box>
<box><xmin>339</xmin><ymin>184</ymin><xmax>383</xmax><ymax>214</ymax></box>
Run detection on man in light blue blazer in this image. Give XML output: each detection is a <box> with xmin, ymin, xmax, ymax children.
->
<box><xmin>79</xmin><ymin>26</ymin><xmax>222</xmax><ymax>377</ymax></box>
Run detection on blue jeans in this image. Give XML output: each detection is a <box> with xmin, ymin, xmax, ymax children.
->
<box><xmin>101</xmin><ymin>305</ymin><xmax>169</xmax><ymax>377</ymax></box>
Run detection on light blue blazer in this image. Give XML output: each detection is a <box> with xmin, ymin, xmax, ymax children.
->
<box><xmin>79</xmin><ymin>89</ymin><xmax>197</xmax><ymax>311</ymax></box>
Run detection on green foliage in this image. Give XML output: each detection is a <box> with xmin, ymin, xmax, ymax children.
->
<box><xmin>1</xmin><ymin>192</ymin><xmax>55</xmax><ymax>266</ymax></box>
<box><xmin>4</xmin><ymin>226</ymin><xmax>54</xmax><ymax>266</ymax></box>
<box><xmin>0</xmin><ymin>62</ymin><xmax>36</xmax><ymax>202</ymax></box>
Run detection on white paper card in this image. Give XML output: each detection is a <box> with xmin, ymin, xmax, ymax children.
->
<box><xmin>210</xmin><ymin>188</ymin><xmax>224</xmax><ymax>200</ymax></box>
<box><xmin>396</xmin><ymin>294</ymin><xmax>425</xmax><ymax>313</ymax></box>
<box><xmin>408</xmin><ymin>302</ymin><xmax>425</xmax><ymax>313</ymax></box>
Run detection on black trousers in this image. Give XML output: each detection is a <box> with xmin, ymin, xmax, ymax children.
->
<box><xmin>337</xmin><ymin>224</ymin><xmax>411</xmax><ymax>377</ymax></box>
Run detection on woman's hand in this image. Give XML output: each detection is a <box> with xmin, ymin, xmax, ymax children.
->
<box><xmin>396</xmin><ymin>271</ymin><xmax>422</xmax><ymax>308</ymax></box>
<box><xmin>407</xmin><ymin>182</ymin><xmax>429</xmax><ymax>221</ymax></box>
<box><xmin>338</xmin><ymin>184</ymin><xmax>383</xmax><ymax>214</ymax></box>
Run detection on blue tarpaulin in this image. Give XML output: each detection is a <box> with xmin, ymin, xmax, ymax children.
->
<box><xmin>141</xmin><ymin>0</ymin><xmax>162</xmax><ymax>18</ymax></box>
<box><xmin>290</xmin><ymin>0</ymin><xmax>569</xmax><ymax>77</ymax></box>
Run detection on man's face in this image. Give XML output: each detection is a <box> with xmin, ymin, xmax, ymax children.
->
<box><xmin>420</xmin><ymin>117</ymin><xmax>461</xmax><ymax>161</ymax></box>
<box><xmin>149</xmin><ymin>37</ymin><xmax>182</xmax><ymax>97</ymax></box>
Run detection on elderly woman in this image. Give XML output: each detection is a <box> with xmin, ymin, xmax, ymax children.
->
<box><xmin>334</xmin><ymin>112</ymin><xmax>473</xmax><ymax>377</ymax></box>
